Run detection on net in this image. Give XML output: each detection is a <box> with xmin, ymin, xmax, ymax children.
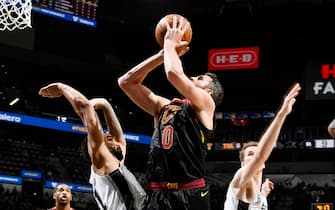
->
<box><xmin>0</xmin><ymin>0</ymin><xmax>32</xmax><ymax>31</ymax></box>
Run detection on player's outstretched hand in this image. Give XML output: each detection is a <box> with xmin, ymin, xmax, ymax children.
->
<box><xmin>278</xmin><ymin>82</ymin><xmax>301</xmax><ymax>116</ymax></box>
<box><xmin>39</xmin><ymin>83</ymin><xmax>64</xmax><ymax>98</ymax></box>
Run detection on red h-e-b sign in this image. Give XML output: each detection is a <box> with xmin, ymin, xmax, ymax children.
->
<box><xmin>208</xmin><ymin>47</ymin><xmax>259</xmax><ymax>71</ymax></box>
<box><xmin>321</xmin><ymin>64</ymin><xmax>335</xmax><ymax>79</ymax></box>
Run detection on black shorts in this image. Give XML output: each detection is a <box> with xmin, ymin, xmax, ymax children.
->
<box><xmin>146</xmin><ymin>184</ymin><xmax>210</xmax><ymax>210</ymax></box>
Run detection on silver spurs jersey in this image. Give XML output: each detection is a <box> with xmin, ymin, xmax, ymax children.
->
<box><xmin>224</xmin><ymin>184</ymin><xmax>268</xmax><ymax>210</ymax></box>
<box><xmin>89</xmin><ymin>164</ymin><xmax>146</xmax><ymax>210</ymax></box>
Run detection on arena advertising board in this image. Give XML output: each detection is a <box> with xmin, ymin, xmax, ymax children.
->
<box><xmin>208</xmin><ymin>46</ymin><xmax>259</xmax><ymax>70</ymax></box>
<box><xmin>45</xmin><ymin>181</ymin><xmax>93</xmax><ymax>193</ymax></box>
<box><xmin>305</xmin><ymin>60</ymin><xmax>335</xmax><ymax>100</ymax></box>
<box><xmin>0</xmin><ymin>110</ymin><xmax>151</xmax><ymax>145</ymax></box>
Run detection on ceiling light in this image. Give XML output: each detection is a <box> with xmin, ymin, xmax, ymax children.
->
<box><xmin>9</xmin><ymin>97</ymin><xmax>19</xmax><ymax>106</ymax></box>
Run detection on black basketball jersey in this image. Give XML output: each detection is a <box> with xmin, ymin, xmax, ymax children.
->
<box><xmin>146</xmin><ymin>98</ymin><xmax>212</xmax><ymax>182</ymax></box>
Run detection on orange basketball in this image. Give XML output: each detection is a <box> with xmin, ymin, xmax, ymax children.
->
<box><xmin>154</xmin><ymin>14</ymin><xmax>192</xmax><ymax>48</ymax></box>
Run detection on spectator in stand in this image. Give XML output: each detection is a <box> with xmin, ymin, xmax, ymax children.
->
<box><xmin>48</xmin><ymin>183</ymin><xmax>74</xmax><ymax>210</ymax></box>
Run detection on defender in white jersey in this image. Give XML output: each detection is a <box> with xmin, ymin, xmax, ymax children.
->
<box><xmin>224</xmin><ymin>83</ymin><xmax>301</xmax><ymax>210</ymax></box>
<box><xmin>39</xmin><ymin>83</ymin><xmax>147</xmax><ymax>210</ymax></box>
<box><xmin>90</xmin><ymin>164</ymin><xmax>146</xmax><ymax>210</ymax></box>
<box><xmin>225</xmin><ymin>178</ymin><xmax>273</xmax><ymax>210</ymax></box>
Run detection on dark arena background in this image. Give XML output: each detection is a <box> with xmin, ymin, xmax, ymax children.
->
<box><xmin>0</xmin><ymin>0</ymin><xmax>335</xmax><ymax>209</ymax></box>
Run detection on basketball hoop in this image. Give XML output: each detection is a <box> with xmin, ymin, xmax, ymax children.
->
<box><xmin>0</xmin><ymin>0</ymin><xmax>32</xmax><ymax>31</ymax></box>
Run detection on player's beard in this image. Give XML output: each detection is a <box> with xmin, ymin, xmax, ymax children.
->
<box><xmin>111</xmin><ymin>146</ymin><xmax>123</xmax><ymax>161</ymax></box>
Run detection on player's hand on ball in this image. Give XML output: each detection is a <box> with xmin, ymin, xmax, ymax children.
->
<box><xmin>155</xmin><ymin>14</ymin><xmax>192</xmax><ymax>48</ymax></box>
<box><xmin>176</xmin><ymin>45</ymin><xmax>189</xmax><ymax>56</ymax></box>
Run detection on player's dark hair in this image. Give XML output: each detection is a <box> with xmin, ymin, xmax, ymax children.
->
<box><xmin>205</xmin><ymin>72</ymin><xmax>224</xmax><ymax>106</ymax></box>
